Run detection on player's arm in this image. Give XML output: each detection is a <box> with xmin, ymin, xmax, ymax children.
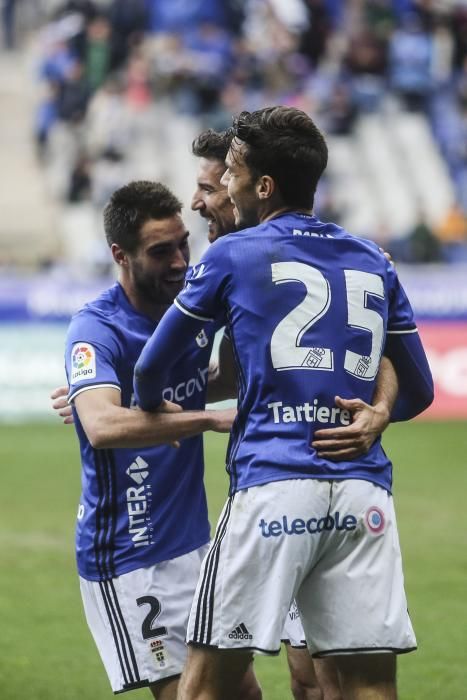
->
<box><xmin>206</xmin><ymin>332</ymin><xmax>238</xmax><ymax>402</ymax></box>
<box><xmin>135</xmin><ymin>244</ymin><xmax>229</xmax><ymax>409</ymax></box>
<box><xmin>383</xmin><ymin>260</ymin><xmax>434</xmax><ymax>420</ymax></box>
<box><xmin>384</xmin><ymin>331</ymin><xmax>434</xmax><ymax>420</ymax></box>
<box><xmin>311</xmin><ymin>356</ymin><xmax>398</xmax><ymax>460</ymax></box>
<box><xmin>73</xmin><ymin>385</ymin><xmax>235</xmax><ymax>449</ymax></box>
<box><xmin>135</xmin><ymin>303</ymin><xmax>208</xmax><ymax>410</ymax></box>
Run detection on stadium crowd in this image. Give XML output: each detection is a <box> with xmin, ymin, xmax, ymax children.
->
<box><xmin>26</xmin><ymin>0</ymin><xmax>467</xmax><ymax>269</ymax></box>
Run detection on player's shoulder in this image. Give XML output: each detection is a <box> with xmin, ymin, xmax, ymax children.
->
<box><xmin>67</xmin><ymin>284</ymin><xmax>123</xmax><ymax>336</ymax></box>
<box><xmin>75</xmin><ymin>283</ymin><xmax>122</xmax><ymax>318</ymax></box>
<box><xmin>337</xmin><ymin>226</ymin><xmax>389</xmax><ymax>264</ymax></box>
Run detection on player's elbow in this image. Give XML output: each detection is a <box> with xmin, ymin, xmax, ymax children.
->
<box><xmin>133</xmin><ymin>357</ymin><xmax>147</xmax><ymax>383</ymax></box>
<box><xmin>425</xmin><ymin>378</ymin><xmax>435</xmax><ymax>409</ymax></box>
<box><xmin>391</xmin><ymin>378</ymin><xmax>434</xmax><ymax>422</ymax></box>
<box><xmin>133</xmin><ymin>364</ymin><xmax>161</xmax><ymax>411</ymax></box>
<box><xmin>83</xmin><ymin>416</ymin><xmax>115</xmax><ymax>449</ymax></box>
<box><xmin>415</xmin><ymin>369</ymin><xmax>435</xmax><ymax>415</ymax></box>
<box><xmin>133</xmin><ymin>363</ymin><xmax>150</xmax><ymax>406</ymax></box>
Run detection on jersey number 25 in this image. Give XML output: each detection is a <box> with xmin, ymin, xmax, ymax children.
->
<box><xmin>270</xmin><ymin>262</ymin><xmax>384</xmax><ymax>380</ymax></box>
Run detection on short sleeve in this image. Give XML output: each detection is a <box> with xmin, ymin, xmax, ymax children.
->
<box><xmin>65</xmin><ymin>312</ymin><xmax>121</xmax><ymax>403</ymax></box>
<box><xmin>386</xmin><ymin>264</ymin><xmax>417</xmax><ymax>334</ymax></box>
<box><xmin>175</xmin><ymin>240</ymin><xmax>230</xmax><ymax>325</ymax></box>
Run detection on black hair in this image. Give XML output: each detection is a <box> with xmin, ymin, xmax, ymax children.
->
<box><xmin>229</xmin><ymin>106</ymin><xmax>328</xmax><ymax>209</ymax></box>
<box><xmin>191</xmin><ymin>128</ymin><xmax>232</xmax><ymax>163</ymax></box>
<box><xmin>103</xmin><ymin>181</ymin><xmax>182</xmax><ymax>252</ymax></box>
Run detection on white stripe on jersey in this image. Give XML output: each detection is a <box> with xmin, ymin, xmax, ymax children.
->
<box><xmin>174</xmin><ymin>298</ymin><xmax>213</xmax><ymax>322</ymax></box>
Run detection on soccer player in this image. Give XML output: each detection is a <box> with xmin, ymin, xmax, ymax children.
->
<box><xmin>134</xmin><ymin>107</ymin><xmax>434</xmax><ymax>700</ymax></box>
<box><xmin>54</xmin><ymin>151</ymin><xmax>398</xmax><ymax>700</ymax></box>
<box><xmin>62</xmin><ymin>180</ymin><xmax>261</xmax><ymax>700</ymax></box>
<box><xmin>53</xmin><ymin>149</ymin><xmax>392</xmax><ymax>700</ymax></box>
<box><xmin>191</xmin><ymin>128</ymin><xmax>395</xmax><ymax>464</ymax></box>
<box><xmin>191</xmin><ymin>128</ymin><xmax>348</xmax><ymax>700</ymax></box>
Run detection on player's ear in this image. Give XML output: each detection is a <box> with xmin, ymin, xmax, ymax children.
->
<box><xmin>111</xmin><ymin>243</ymin><xmax>128</xmax><ymax>267</ymax></box>
<box><xmin>256</xmin><ymin>175</ymin><xmax>274</xmax><ymax>200</ymax></box>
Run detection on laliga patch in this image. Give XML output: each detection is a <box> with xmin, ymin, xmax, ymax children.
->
<box><xmin>365</xmin><ymin>506</ymin><xmax>385</xmax><ymax>535</ymax></box>
<box><xmin>71</xmin><ymin>342</ymin><xmax>96</xmax><ymax>382</ymax></box>
<box><xmin>149</xmin><ymin>639</ymin><xmax>169</xmax><ymax>669</ymax></box>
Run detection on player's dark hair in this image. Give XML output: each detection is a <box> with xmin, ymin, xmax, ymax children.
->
<box><xmin>103</xmin><ymin>181</ymin><xmax>182</xmax><ymax>252</ymax></box>
<box><xmin>229</xmin><ymin>106</ymin><xmax>328</xmax><ymax>209</ymax></box>
<box><xmin>191</xmin><ymin>128</ymin><xmax>232</xmax><ymax>163</ymax></box>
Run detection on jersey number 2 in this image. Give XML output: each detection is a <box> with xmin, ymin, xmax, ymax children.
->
<box><xmin>136</xmin><ymin>596</ymin><xmax>168</xmax><ymax>640</ymax></box>
<box><xmin>270</xmin><ymin>262</ymin><xmax>384</xmax><ymax>380</ymax></box>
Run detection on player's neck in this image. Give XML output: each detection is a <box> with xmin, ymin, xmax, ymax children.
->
<box><xmin>261</xmin><ymin>206</ymin><xmax>313</xmax><ymax>223</ymax></box>
<box><xmin>133</xmin><ymin>297</ymin><xmax>170</xmax><ymax>322</ymax></box>
<box><xmin>120</xmin><ymin>280</ymin><xmax>169</xmax><ymax>321</ymax></box>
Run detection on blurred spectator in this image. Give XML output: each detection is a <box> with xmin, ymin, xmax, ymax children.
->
<box><xmin>431</xmin><ymin>15</ymin><xmax>454</xmax><ymax>86</ymax></box>
<box><xmin>325</xmin><ymin>82</ymin><xmax>357</xmax><ymax>134</ymax></box>
<box><xmin>39</xmin><ymin>35</ymin><xmax>77</xmax><ymax>84</ymax></box>
<box><xmin>28</xmin><ymin>0</ymin><xmax>467</xmax><ymax>272</ymax></box>
<box><xmin>299</xmin><ymin>0</ymin><xmax>332</xmax><ymax>67</ymax></box>
<box><xmin>364</xmin><ymin>0</ymin><xmax>396</xmax><ymax>38</ymax></box>
<box><xmin>436</xmin><ymin>205</ymin><xmax>467</xmax><ymax>244</ymax></box>
<box><xmin>108</xmin><ymin>0</ymin><xmax>148</xmax><ymax>68</ymax></box>
<box><xmin>124</xmin><ymin>49</ymin><xmax>152</xmax><ymax>111</ymax></box>
<box><xmin>345</xmin><ymin>28</ymin><xmax>387</xmax><ymax>111</ymax></box>
<box><xmin>67</xmin><ymin>154</ymin><xmax>92</xmax><ymax>202</ymax></box>
<box><xmin>182</xmin><ymin>22</ymin><xmax>234</xmax><ymax>113</ymax></box>
<box><xmin>391</xmin><ymin>215</ymin><xmax>443</xmax><ymax>263</ymax></box>
<box><xmin>388</xmin><ymin>12</ymin><xmax>433</xmax><ymax>111</ymax></box>
<box><xmin>85</xmin><ymin>77</ymin><xmax>133</xmax><ymax>156</ymax></box>
<box><xmin>451</xmin><ymin>6</ymin><xmax>467</xmax><ymax>70</ymax></box>
<box><xmin>409</xmin><ymin>215</ymin><xmax>442</xmax><ymax>262</ymax></box>
<box><xmin>91</xmin><ymin>147</ymin><xmax>128</xmax><ymax>208</ymax></box>
<box><xmin>53</xmin><ymin>0</ymin><xmax>98</xmax><ymax>59</ymax></box>
<box><xmin>34</xmin><ymin>81</ymin><xmax>59</xmax><ymax>158</ymax></box>
<box><xmin>57</xmin><ymin>59</ymin><xmax>90</xmax><ymax>123</ymax></box>
<box><xmin>147</xmin><ymin>0</ymin><xmax>231</xmax><ymax>34</ymax></box>
<box><xmin>83</xmin><ymin>15</ymin><xmax>112</xmax><ymax>92</ymax></box>
<box><xmin>1</xmin><ymin>0</ymin><xmax>16</xmax><ymax>49</ymax></box>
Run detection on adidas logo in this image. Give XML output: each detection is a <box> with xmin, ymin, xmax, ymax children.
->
<box><xmin>228</xmin><ymin>623</ymin><xmax>252</xmax><ymax>640</ymax></box>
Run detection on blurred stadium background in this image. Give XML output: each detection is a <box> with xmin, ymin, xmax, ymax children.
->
<box><xmin>0</xmin><ymin>1</ymin><xmax>466</xmax><ymax>698</ymax></box>
<box><xmin>0</xmin><ymin>0</ymin><xmax>466</xmax><ymax>420</ymax></box>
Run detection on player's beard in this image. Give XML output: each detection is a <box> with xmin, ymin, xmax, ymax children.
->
<box><xmin>133</xmin><ymin>267</ymin><xmax>184</xmax><ymax>307</ymax></box>
<box><xmin>234</xmin><ymin>205</ymin><xmax>259</xmax><ymax>230</ymax></box>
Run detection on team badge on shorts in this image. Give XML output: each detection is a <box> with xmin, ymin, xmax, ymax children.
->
<box><xmin>365</xmin><ymin>506</ymin><xmax>385</xmax><ymax>535</ymax></box>
<box><xmin>149</xmin><ymin>639</ymin><xmax>169</xmax><ymax>669</ymax></box>
<box><xmin>71</xmin><ymin>342</ymin><xmax>96</xmax><ymax>382</ymax></box>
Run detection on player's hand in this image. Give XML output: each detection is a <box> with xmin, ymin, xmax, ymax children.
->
<box><xmin>210</xmin><ymin>407</ymin><xmax>237</xmax><ymax>433</ymax></box>
<box><xmin>50</xmin><ymin>385</ymin><xmax>74</xmax><ymax>424</ymax></box>
<box><xmin>379</xmin><ymin>247</ymin><xmax>393</xmax><ymax>265</ymax></box>
<box><xmin>311</xmin><ymin>395</ymin><xmax>390</xmax><ymax>460</ymax></box>
<box><xmin>207</xmin><ymin>359</ymin><xmax>219</xmax><ymax>384</ymax></box>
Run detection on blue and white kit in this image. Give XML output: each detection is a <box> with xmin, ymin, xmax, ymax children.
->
<box><xmin>135</xmin><ymin>212</ymin><xmax>433</xmax><ymax>496</ymax></box>
<box><xmin>134</xmin><ymin>213</ymin><xmax>432</xmax><ymax>656</ymax></box>
<box><xmin>65</xmin><ymin>282</ymin><xmax>218</xmax><ymax>692</ymax></box>
<box><xmin>65</xmin><ymin>282</ymin><xmax>214</xmax><ymax>581</ymax></box>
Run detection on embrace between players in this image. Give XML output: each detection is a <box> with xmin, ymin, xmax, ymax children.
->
<box><xmin>52</xmin><ymin>106</ymin><xmax>433</xmax><ymax>700</ymax></box>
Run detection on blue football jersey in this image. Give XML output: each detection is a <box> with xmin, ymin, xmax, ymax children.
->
<box><xmin>136</xmin><ymin>213</ymin><xmax>422</xmax><ymax>495</ymax></box>
<box><xmin>65</xmin><ymin>283</ymin><xmax>213</xmax><ymax>581</ymax></box>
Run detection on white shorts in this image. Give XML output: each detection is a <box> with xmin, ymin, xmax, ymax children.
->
<box><xmin>281</xmin><ymin>601</ymin><xmax>306</xmax><ymax>648</ymax></box>
<box><xmin>186</xmin><ymin>479</ymin><xmax>416</xmax><ymax>657</ymax></box>
<box><xmin>80</xmin><ymin>544</ymin><xmax>209</xmax><ymax>693</ymax></box>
